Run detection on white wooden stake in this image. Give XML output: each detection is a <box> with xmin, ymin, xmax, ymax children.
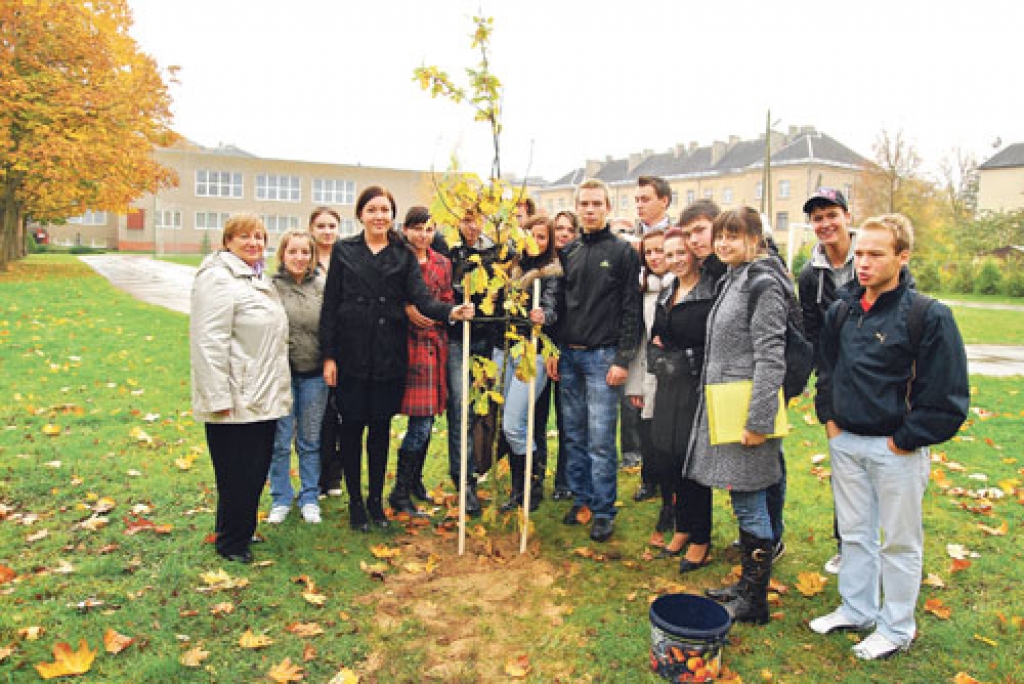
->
<box><xmin>458</xmin><ymin>277</ymin><xmax>471</xmax><ymax>556</ymax></box>
<box><xmin>520</xmin><ymin>278</ymin><xmax>542</xmax><ymax>554</ymax></box>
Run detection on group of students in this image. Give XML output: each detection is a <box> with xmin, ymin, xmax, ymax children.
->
<box><xmin>189</xmin><ymin>177</ymin><xmax>969</xmax><ymax>661</ymax></box>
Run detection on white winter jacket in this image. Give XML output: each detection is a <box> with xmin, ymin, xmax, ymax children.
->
<box><xmin>190</xmin><ymin>251</ymin><xmax>292</xmax><ymax>424</ymax></box>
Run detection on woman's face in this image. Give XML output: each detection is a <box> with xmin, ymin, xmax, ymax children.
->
<box><xmin>360</xmin><ymin>195</ymin><xmax>393</xmax><ymax>239</ymax></box>
<box><xmin>531</xmin><ymin>223</ymin><xmax>550</xmax><ymax>255</ymax></box>
<box><xmin>664</xmin><ymin>236</ymin><xmax>696</xmax><ymax>280</ymax></box>
<box><xmin>714</xmin><ymin>230</ymin><xmax>756</xmax><ymax>267</ymax></box>
<box><xmin>310</xmin><ymin>212</ymin><xmax>339</xmax><ymax>250</ymax></box>
<box><xmin>404</xmin><ymin>222</ymin><xmax>435</xmax><ymax>253</ymax></box>
<box><xmin>226</xmin><ymin>229</ymin><xmax>265</xmax><ymax>267</ymax></box>
<box><xmin>643</xmin><ymin>234</ymin><xmax>667</xmax><ymax>276</ymax></box>
<box><xmin>554</xmin><ymin>215</ymin><xmax>577</xmax><ymax>249</ymax></box>
<box><xmin>281</xmin><ymin>236</ymin><xmax>313</xmax><ymax>279</ymax></box>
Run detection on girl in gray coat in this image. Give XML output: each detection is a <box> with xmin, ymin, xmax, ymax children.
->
<box><xmin>685</xmin><ymin>207</ymin><xmax>787</xmax><ymax>623</ymax></box>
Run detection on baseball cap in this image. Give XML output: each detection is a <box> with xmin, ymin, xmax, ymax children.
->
<box><xmin>802</xmin><ymin>187</ymin><xmax>848</xmax><ymax>214</ymax></box>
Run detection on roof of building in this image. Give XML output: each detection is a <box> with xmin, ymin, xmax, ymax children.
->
<box><xmin>546</xmin><ymin>127</ymin><xmax>870</xmax><ymax>188</ymax></box>
<box><xmin>979</xmin><ymin>143</ymin><xmax>1024</xmax><ymax>170</ymax></box>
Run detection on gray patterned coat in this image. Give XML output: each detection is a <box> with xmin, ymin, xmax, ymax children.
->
<box><xmin>685</xmin><ymin>258</ymin><xmax>787</xmax><ymax>491</ymax></box>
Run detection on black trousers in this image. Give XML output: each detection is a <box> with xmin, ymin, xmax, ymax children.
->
<box><xmin>339</xmin><ymin>417</ymin><xmax>391</xmax><ymax>504</ymax></box>
<box><xmin>319</xmin><ymin>389</ymin><xmax>343</xmax><ymax>493</ymax></box>
<box><xmin>206</xmin><ymin>420</ymin><xmax>276</xmax><ymax>556</ymax></box>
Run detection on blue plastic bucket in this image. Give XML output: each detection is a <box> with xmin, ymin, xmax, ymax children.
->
<box><xmin>649</xmin><ymin>593</ymin><xmax>732</xmax><ymax>682</ymax></box>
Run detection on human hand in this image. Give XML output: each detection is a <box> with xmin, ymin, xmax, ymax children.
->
<box><xmin>629</xmin><ymin>395</ymin><xmax>644</xmax><ymax>410</ymax></box>
<box><xmin>825</xmin><ymin>420</ymin><xmax>842</xmax><ymax>440</ymax></box>
<box><xmin>323</xmin><ymin>359</ymin><xmax>338</xmax><ymax>387</ymax></box>
<box><xmin>451</xmin><ymin>303</ymin><xmax>475</xmax><ymax>321</ymax></box>
<box><xmin>741</xmin><ymin>429</ymin><xmax>766</xmax><ymax>447</ymax></box>
<box><xmin>405</xmin><ymin>303</ymin><xmax>433</xmax><ymax>329</ymax></box>
<box><xmin>887</xmin><ymin>437</ymin><xmax>913</xmax><ymax>455</ymax></box>
<box><xmin>529</xmin><ymin>307</ymin><xmax>545</xmax><ymax>325</ymax></box>
<box><xmin>545</xmin><ymin>356</ymin><xmax>560</xmax><ymax>381</ymax></box>
<box><xmin>606</xmin><ymin>364</ymin><xmax>628</xmax><ymax>386</ymax></box>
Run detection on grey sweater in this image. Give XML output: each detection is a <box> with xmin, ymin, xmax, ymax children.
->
<box><xmin>273</xmin><ymin>270</ymin><xmax>326</xmax><ymax>375</ymax></box>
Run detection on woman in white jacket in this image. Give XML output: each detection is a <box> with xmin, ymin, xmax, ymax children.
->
<box><xmin>191</xmin><ymin>214</ymin><xmax>292</xmax><ymax>563</ymax></box>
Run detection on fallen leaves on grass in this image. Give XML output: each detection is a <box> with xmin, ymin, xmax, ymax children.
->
<box><xmin>359</xmin><ymin>560</ymin><xmax>388</xmax><ymax>580</ymax></box>
<box><xmin>369</xmin><ymin>544</ymin><xmax>402</xmax><ymax>559</ymax></box>
<box><xmin>973</xmin><ymin>634</ymin><xmax>998</xmax><ymax>647</ymax></box>
<box><xmin>504</xmin><ymin>654</ymin><xmax>531</xmax><ymax>678</ymax></box>
<box><xmin>285</xmin><ymin>622</ymin><xmax>324</xmax><ymax>638</ymax></box>
<box><xmin>952</xmin><ymin>674</ymin><xmax>985</xmax><ymax>684</ymax></box>
<box><xmin>951</xmin><ymin>559</ymin><xmax>972</xmax><ymax>573</ymax></box>
<box><xmin>0</xmin><ymin>645</ymin><xmax>13</xmax><ymax>662</ymax></box>
<box><xmin>238</xmin><ymin>629</ymin><xmax>274</xmax><ymax>649</ymax></box>
<box><xmin>210</xmin><ymin>602</ymin><xmax>235</xmax><ymax>616</ymax></box>
<box><xmin>923</xmin><ymin>573</ymin><xmax>946</xmax><ymax>588</ymax></box>
<box><xmin>34</xmin><ymin>640</ymin><xmax>96</xmax><ymax>679</ymax></box>
<box><xmin>18</xmin><ymin>626</ymin><xmax>44</xmax><ymax>640</ymax></box>
<box><xmin>794</xmin><ymin>572</ymin><xmax>827</xmax><ymax>597</ymax></box>
<box><xmin>124</xmin><ymin>517</ymin><xmax>172</xmax><ymax>535</ymax></box>
<box><xmin>198</xmin><ymin>569</ymin><xmax>249</xmax><ymax>592</ymax></box>
<box><xmin>924</xmin><ymin>598</ymin><xmax>952</xmax><ymax>620</ymax></box>
<box><xmin>327</xmin><ymin>667</ymin><xmax>359</xmax><ymax>684</ymax></box>
<box><xmin>268</xmin><ymin>657</ymin><xmax>305</xmax><ymax>682</ymax></box>
<box><xmin>977</xmin><ymin>520</ymin><xmax>1008</xmax><ymax>536</ymax></box>
<box><xmin>103</xmin><ymin>628</ymin><xmax>134</xmax><ymax>654</ymax></box>
<box><xmin>180</xmin><ymin>646</ymin><xmax>209</xmax><ymax>667</ymax></box>
<box><xmin>0</xmin><ymin>565</ymin><xmax>16</xmax><ymax>584</ymax></box>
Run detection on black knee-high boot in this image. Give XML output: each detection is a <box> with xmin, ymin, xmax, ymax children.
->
<box><xmin>365</xmin><ymin>419</ymin><xmax>391</xmax><ymax>529</ymax></box>
<box><xmin>389</xmin><ymin>448</ymin><xmax>420</xmax><ymax>515</ymax></box>
<box><xmin>721</xmin><ymin>530</ymin><xmax>772</xmax><ymax>624</ymax></box>
<box><xmin>411</xmin><ymin>444</ymin><xmax>430</xmax><ymax>501</ymax></box>
<box><xmin>340</xmin><ymin>421</ymin><xmax>368</xmax><ymax>532</ymax></box>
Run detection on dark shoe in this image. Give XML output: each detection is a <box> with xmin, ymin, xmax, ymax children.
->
<box><xmin>620</xmin><ymin>451</ymin><xmax>641</xmax><ymax>469</ymax></box>
<box><xmin>411</xmin><ymin>445</ymin><xmax>430</xmax><ymax>501</ymax></box>
<box><xmin>657</xmin><ymin>533</ymin><xmax>689</xmax><ymax>558</ymax></box>
<box><xmin>349</xmin><ymin>499</ymin><xmax>370</xmax><ymax>533</ymax></box>
<box><xmin>367</xmin><ymin>496</ymin><xmax>390</xmax><ymax>530</ymax></box>
<box><xmin>218</xmin><ymin>550</ymin><xmax>253</xmax><ymax>564</ymax></box>
<box><xmin>633</xmin><ymin>482</ymin><xmax>658</xmax><ymax>502</ymax></box>
<box><xmin>551</xmin><ymin>488</ymin><xmax>573</xmax><ymax>501</ymax></box>
<box><xmin>589</xmin><ymin>517</ymin><xmax>614</xmax><ymax>543</ymax></box>
<box><xmin>388</xmin><ymin>449</ymin><xmax>419</xmax><ymax>516</ymax></box>
<box><xmin>678</xmin><ymin>544</ymin><xmax>712</xmax><ymax>574</ymax></box>
<box><xmin>562</xmin><ymin>505</ymin><xmax>586</xmax><ymax>525</ymax></box>
<box><xmin>463</xmin><ymin>484</ymin><xmax>482</xmax><ymax>518</ymax></box>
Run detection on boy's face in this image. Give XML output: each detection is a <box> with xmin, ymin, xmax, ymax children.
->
<box><xmin>684</xmin><ymin>217</ymin><xmax>714</xmax><ymax>261</ymax></box>
<box><xmin>809</xmin><ymin>204</ymin><xmax>852</xmax><ymax>248</ymax></box>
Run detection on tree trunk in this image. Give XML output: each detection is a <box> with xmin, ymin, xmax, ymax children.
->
<box><xmin>1</xmin><ymin>176</ymin><xmax>22</xmax><ymax>272</ymax></box>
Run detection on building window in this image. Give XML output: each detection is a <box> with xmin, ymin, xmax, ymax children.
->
<box><xmin>778</xmin><ymin>180</ymin><xmax>790</xmax><ymax>199</ymax></box>
<box><xmin>68</xmin><ymin>210</ymin><xmax>108</xmax><ymax>225</ymax></box>
<box><xmin>196</xmin><ymin>170</ymin><xmax>243</xmax><ymax>198</ymax></box>
<box><xmin>261</xmin><ymin>214</ymin><xmax>299</xmax><ymax>233</ymax></box>
<box><xmin>703</xmin><ymin>188</ymin><xmax>713</xmax><ymax>200</ymax></box>
<box><xmin>722</xmin><ymin>188</ymin><xmax>733</xmax><ymax>205</ymax></box>
<box><xmin>755</xmin><ymin>182</ymin><xmax>763</xmax><ymax>200</ymax></box>
<box><xmin>685</xmin><ymin>190</ymin><xmax>696</xmax><ymax>205</ymax></box>
<box><xmin>775</xmin><ymin>211</ymin><xmax>789</xmax><ymax>231</ymax></box>
<box><xmin>195</xmin><ymin>212</ymin><xmax>230</xmax><ymax>231</ymax></box>
<box><xmin>619</xmin><ymin>195</ymin><xmax>629</xmax><ymax>210</ymax></box>
<box><xmin>557</xmin><ymin>197</ymin><xmax>566</xmax><ymax>210</ymax></box>
<box><xmin>155</xmin><ymin>210</ymin><xmax>182</xmax><ymax>230</ymax></box>
<box><xmin>256</xmin><ymin>174</ymin><xmax>301</xmax><ymax>202</ymax></box>
<box><xmin>312</xmin><ymin>178</ymin><xmax>355</xmax><ymax>205</ymax></box>
<box><xmin>340</xmin><ymin>219</ymin><xmax>357</xmax><ymax>237</ymax></box>
<box><xmin>844</xmin><ymin>183</ymin><xmax>853</xmax><ymax>204</ymax></box>
<box><xmin>671</xmin><ymin>191</ymin><xmax>679</xmax><ymax>208</ymax></box>
<box><xmin>545</xmin><ymin>200</ymin><xmax>554</xmax><ymax>215</ymax></box>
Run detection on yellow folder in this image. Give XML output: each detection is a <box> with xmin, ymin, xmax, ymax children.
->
<box><xmin>705</xmin><ymin>381</ymin><xmax>789</xmax><ymax>446</ymax></box>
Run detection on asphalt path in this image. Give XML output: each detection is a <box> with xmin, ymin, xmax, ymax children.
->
<box><xmin>79</xmin><ymin>255</ymin><xmax>1024</xmax><ymax>377</ymax></box>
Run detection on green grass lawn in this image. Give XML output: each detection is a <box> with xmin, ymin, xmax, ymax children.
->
<box><xmin>1</xmin><ymin>258</ymin><xmax>1022</xmax><ymax>683</ymax></box>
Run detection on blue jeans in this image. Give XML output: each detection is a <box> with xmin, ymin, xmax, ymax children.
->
<box><xmin>493</xmin><ymin>348</ymin><xmax>548</xmax><ymax>455</ymax></box>
<box><xmin>401</xmin><ymin>415</ymin><xmax>435</xmax><ymax>453</ymax></box>
<box><xmin>446</xmin><ymin>338</ymin><xmax>493</xmax><ymax>483</ymax></box>
<box><xmin>559</xmin><ymin>346</ymin><xmax>621</xmax><ymax>520</ymax></box>
<box><xmin>729</xmin><ymin>488</ymin><xmax>773</xmax><ymax>540</ymax></box>
<box><xmin>830</xmin><ymin>432</ymin><xmax>929</xmax><ymax>646</ymax></box>
<box><xmin>270</xmin><ymin>374</ymin><xmax>328</xmax><ymax>508</ymax></box>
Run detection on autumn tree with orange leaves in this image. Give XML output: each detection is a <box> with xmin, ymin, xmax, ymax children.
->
<box><xmin>0</xmin><ymin>0</ymin><xmax>179</xmax><ymax>270</ymax></box>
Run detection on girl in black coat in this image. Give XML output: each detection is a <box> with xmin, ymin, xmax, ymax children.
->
<box><xmin>320</xmin><ymin>186</ymin><xmax>473</xmax><ymax>530</ymax></box>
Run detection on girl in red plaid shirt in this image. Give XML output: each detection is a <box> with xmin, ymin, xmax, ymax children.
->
<box><xmin>389</xmin><ymin>207</ymin><xmax>454</xmax><ymax>514</ymax></box>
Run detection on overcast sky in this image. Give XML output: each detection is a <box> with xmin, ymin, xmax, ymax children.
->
<box><xmin>128</xmin><ymin>0</ymin><xmax>1024</xmax><ymax>182</ymax></box>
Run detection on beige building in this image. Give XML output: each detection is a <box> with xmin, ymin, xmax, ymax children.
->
<box><xmin>535</xmin><ymin>126</ymin><xmax>871</xmax><ymax>250</ymax></box>
<box><xmin>977</xmin><ymin>143</ymin><xmax>1024</xmax><ymax>214</ymax></box>
<box><xmin>40</xmin><ymin>139</ymin><xmax>435</xmax><ymax>253</ymax></box>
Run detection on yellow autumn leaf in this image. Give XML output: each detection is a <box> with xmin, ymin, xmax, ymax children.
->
<box><xmin>327</xmin><ymin>666</ymin><xmax>360</xmax><ymax>684</ymax></box>
<box><xmin>210</xmin><ymin>602</ymin><xmax>235</xmax><ymax>615</ymax></box>
<box><xmin>285</xmin><ymin>622</ymin><xmax>324</xmax><ymax>637</ymax></box>
<box><xmin>369</xmin><ymin>544</ymin><xmax>401</xmax><ymax>559</ymax></box>
<box><xmin>180</xmin><ymin>646</ymin><xmax>209</xmax><ymax>667</ymax></box>
<box><xmin>973</xmin><ymin>633</ymin><xmax>998</xmax><ymax>647</ymax></box>
<box><xmin>238</xmin><ymin>629</ymin><xmax>274</xmax><ymax>649</ymax></box>
<box><xmin>952</xmin><ymin>673</ymin><xmax>984</xmax><ymax>684</ymax></box>
<box><xmin>103</xmin><ymin>628</ymin><xmax>134</xmax><ymax>654</ymax></box>
<box><xmin>977</xmin><ymin>520</ymin><xmax>1008</xmax><ymax>536</ymax></box>
<box><xmin>268</xmin><ymin>657</ymin><xmax>305</xmax><ymax>683</ymax></box>
<box><xmin>922</xmin><ymin>573</ymin><xmax>946</xmax><ymax>588</ymax></box>
<box><xmin>41</xmin><ymin>424</ymin><xmax>62</xmax><ymax>436</ymax></box>
<box><xmin>302</xmin><ymin>590</ymin><xmax>327</xmax><ymax>606</ymax></box>
<box><xmin>924</xmin><ymin>598</ymin><xmax>952</xmax><ymax>619</ymax></box>
<box><xmin>34</xmin><ymin>640</ymin><xmax>96</xmax><ymax>679</ymax></box>
<box><xmin>18</xmin><ymin>626</ymin><xmax>44</xmax><ymax>641</ymax></box>
<box><xmin>504</xmin><ymin>654</ymin><xmax>531</xmax><ymax>678</ymax></box>
<box><xmin>794</xmin><ymin>572</ymin><xmax>827</xmax><ymax>597</ymax></box>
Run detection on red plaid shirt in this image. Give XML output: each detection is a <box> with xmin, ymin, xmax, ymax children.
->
<box><xmin>399</xmin><ymin>248</ymin><xmax>452</xmax><ymax>416</ymax></box>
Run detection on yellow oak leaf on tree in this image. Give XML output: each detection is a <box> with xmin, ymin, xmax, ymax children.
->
<box><xmin>794</xmin><ymin>572</ymin><xmax>827</xmax><ymax>597</ymax></box>
<box><xmin>180</xmin><ymin>646</ymin><xmax>209</xmax><ymax>667</ymax></box>
<box><xmin>34</xmin><ymin>640</ymin><xmax>96</xmax><ymax>679</ymax></box>
<box><xmin>268</xmin><ymin>657</ymin><xmax>305</xmax><ymax>683</ymax></box>
<box><xmin>238</xmin><ymin>629</ymin><xmax>274</xmax><ymax>649</ymax></box>
<box><xmin>102</xmin><ymin>628</ymin><xmax>134</xmax><ymax>654</ymax></box>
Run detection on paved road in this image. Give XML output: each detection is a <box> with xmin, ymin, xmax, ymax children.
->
<box><xmin>80</xmin><ymin>255</ymin><xmax>1024</xmax><ymax>377</ymax></box>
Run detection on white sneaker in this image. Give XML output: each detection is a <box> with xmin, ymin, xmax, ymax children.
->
<box><xmin>327</xmin><ymin>488</ymin><xmax>343</xmax><ymax>497</ymax></box>
<box><xmin>301</xmin><ymin>504</ymin><xmax>321</xmax><ymax>524</ymax></box>
<box><xmin>852</xmin><ymin>631</ymin><xmax>907</xmax><ymax>660</ymax></box>
<box><xmin>809</xmin><ymin>608</ymin><xmax>874</xmax><ymax>635</ymax></box>
<box><xmin>266</xmin><ymin>505</ymin><xmax>290</xmax><ymax>524</ymax></box>
<box><xmin>824</xmin><ymin>553</ymin><xmax>842</xmax><ymax>574</ymax></box>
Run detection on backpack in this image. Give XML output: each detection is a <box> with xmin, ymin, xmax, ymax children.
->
<box><xmin>747</xmin><ymin>269</ymin><xmax>815</xmax><ymax>402</ymax></box>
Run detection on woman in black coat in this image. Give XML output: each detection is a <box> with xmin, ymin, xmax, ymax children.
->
<box><xmin>320</xmin><ymin>186</ymin><xmax>474</xmax><ymax>531</ymax></box>
<box><xmin>649</xmin><ymin>228</ymin><xmax>716</xmax><ymax>572</ymax></box>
